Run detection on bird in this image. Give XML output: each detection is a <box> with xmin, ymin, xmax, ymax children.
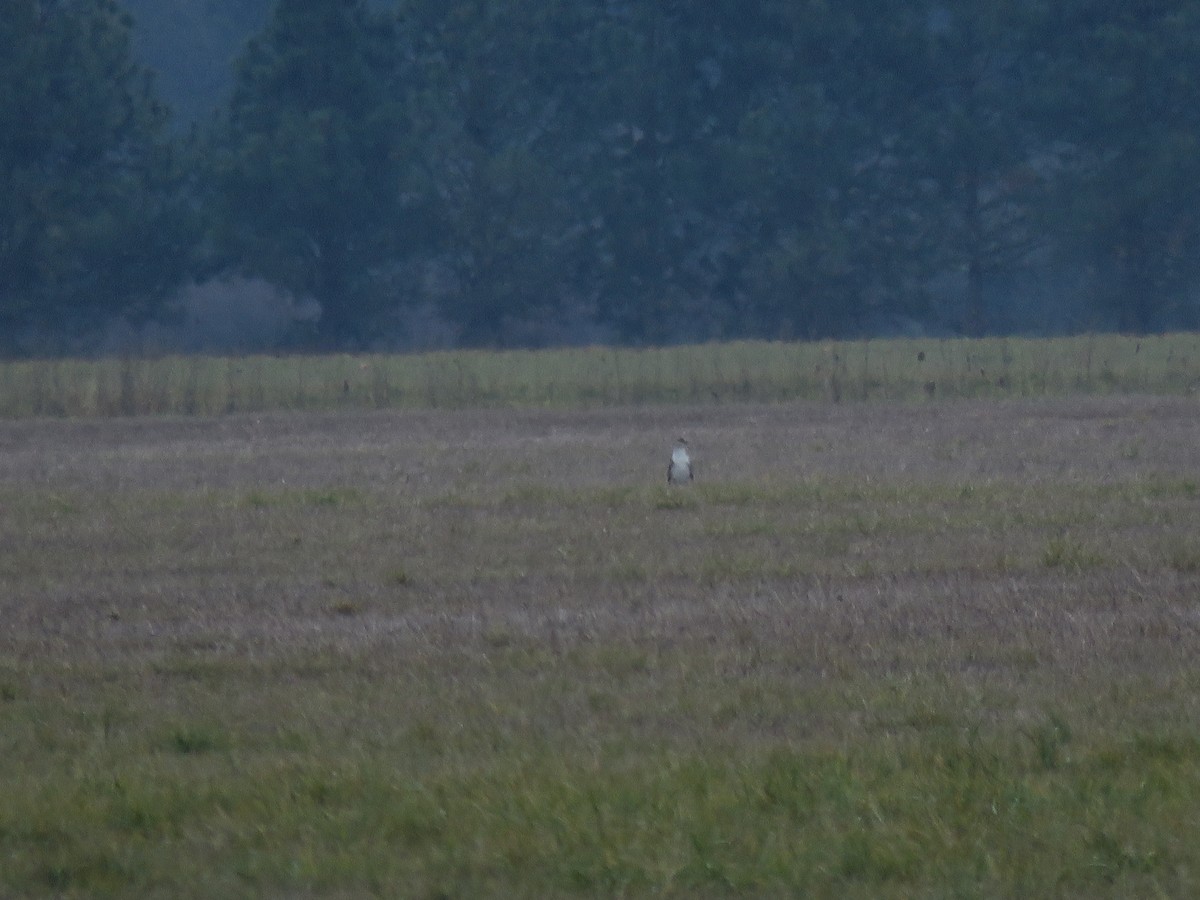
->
<box><xmin>667</xmin><ymin>437</ymin><xmax>693</xmax><ymax>484</ymax></box>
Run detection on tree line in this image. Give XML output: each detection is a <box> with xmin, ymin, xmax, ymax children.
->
<box><xmin>3</xmin><ymin>0</ymin><xmax>1199</xmax><ymax>355</ymax></box>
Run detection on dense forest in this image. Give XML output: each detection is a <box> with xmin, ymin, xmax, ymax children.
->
<box><xmin>3</xmin><ymin>0</ymin><xmax>1199</xmax><ymax>355</ymax></box>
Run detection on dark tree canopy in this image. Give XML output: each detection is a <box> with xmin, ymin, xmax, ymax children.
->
<box><xmin>204</xmin><ymin>0</ymin><xmax>413</xmax><ymax>345</ymax></box>
<box><xmin>0</xmin><ymin>0</ymin><xmax>190</xmax><ymax>348</ymax></box>
<box><xmin>5</xmin><ymin>0</ymin><xmax>1200</xmax><ymax>353</ymax></box>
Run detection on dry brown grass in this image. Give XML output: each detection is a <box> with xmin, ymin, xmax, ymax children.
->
<box><xmin>4</xmin><ymin>397</ymin><xmax>1200</xmax><ymax>729</ymax></box>
<box><xmin>3</xmin><ymin>396</ymin><xmax>1200</xmax><ymax>895</ymax></box>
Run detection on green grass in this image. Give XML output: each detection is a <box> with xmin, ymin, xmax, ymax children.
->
<box><xmin>3</xmin><ymin>658</ymin><xmax>1199</xmax><ymax>897</ymax></box>
<box><xmin>4</xmin><ymin>388</ymin><xmax>1200</xmax><ymax>895</ymax></box>
<box><xmin>3</xmin><ymin>331</ymin><xmax>1200</xmax><ymax>417</ymax></box>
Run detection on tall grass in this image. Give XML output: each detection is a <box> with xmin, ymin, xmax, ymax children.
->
<box><xmin>2</xmin><ymin>332</ymin><xmax>1198</xmax><ymax>417</ymax></box>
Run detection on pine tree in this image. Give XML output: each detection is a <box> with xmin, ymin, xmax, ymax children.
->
<box><xmin>206</xmin><ymin>0</ymin><xmax>413</xmax><ymax>345</ymax></box>
<box><xmin>0</xmin><ymin>0</ymin><xmax>188</xmax><ymax>349</ymax></box>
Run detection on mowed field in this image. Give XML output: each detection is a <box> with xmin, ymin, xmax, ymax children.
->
<box><xmin>3</xmin><ymin>394</ymin><xmax>1200</xmax><ymax>896</ymax></box>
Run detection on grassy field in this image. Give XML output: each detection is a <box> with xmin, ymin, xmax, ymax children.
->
<box><xmin>4</xmin><ymin>332</ymin><xmax>1200</xmax><ymax>417</ymax></box>
<box><xmin>3</xmin><ymin>385</ymin><xmax>1200</xmax><ymax>897</ymax></box>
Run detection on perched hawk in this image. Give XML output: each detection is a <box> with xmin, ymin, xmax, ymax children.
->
<box><xmin>667</xmin><ymin>437</ymin><xmax>693</xmax><ymax>484</ymax></box>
